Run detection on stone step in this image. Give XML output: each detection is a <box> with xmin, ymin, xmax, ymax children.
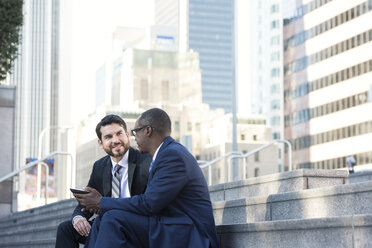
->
<box><xmin>349</xmin><ymin>170</ymin><xmax>372</xmax><ymax>183</ymax></box>
<box><xmin>0</xmin><ymin>224</ymin><xmax>58</xmax><ymax>244</ymax></box>
<box><xmin>217</xmin><ymin>214</ymin><xmax>372</xmax><ymax>248</ymax></box>
<box><xmin>209</xmin><ymin>169</ymin><xmax>348</xmax><ymax>202</ymax></box>
<box><xmin>0</xmin><ymin>211</ymin><xmax>70</xmax><ymax>233</ymax></box>
<box><xmin>0</xmin><ymin>198</ymin><xmax>76</xmax><ymax>229</ymax></box>
<box><xmin>0</xmin><ymin>238</ymin><xmax>55</xmax><ymax>248</ymax></box>
<box><xmin>213</xmin><ymin>180</ymin><xmax>372</xmax><ymax>225</ymax></box>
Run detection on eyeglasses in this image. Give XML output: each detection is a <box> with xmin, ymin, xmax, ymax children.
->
<box><xmin>131</xmin><ymin>126</ymin><xmax>147</xmax><ymax>136</ymax></box>
<box><xmin>131</xmin><ymin>125</ymin><xmax>155</xmax><ymax>136</ymax></box>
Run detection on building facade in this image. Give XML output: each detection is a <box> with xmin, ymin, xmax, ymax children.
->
<box><xmin>154</xmin><ymin>0</ymin><xmax>236</xmax><ymax>113</ymax></box>
<box><xmin>200</xmin><ymin>115</ymin><xmax>277</xmax><ymax>185</ymax></box>
<box><xmin>283</xmin><ymin>0</ymin><xmax>372</xmax><ymax>170</ymax></box>
<box><xmin>4</xmin><ymin>0</ymin><xmax>74</xmax><ymax>208</ymax></box>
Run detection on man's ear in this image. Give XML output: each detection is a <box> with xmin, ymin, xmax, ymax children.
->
<box><xmin>125</xmin><ymin>130</ymin><xmax>130</xmax><ymax>138</ymax></box>
<box><xmin>146</xmin><ymin>126</ymin><xmax>153</xmax><ymax>137</ymax></box>
<box><xmin>97</xmin><ymin>139</ymin><xmax>103</xmax><ymax>148</ymax></box>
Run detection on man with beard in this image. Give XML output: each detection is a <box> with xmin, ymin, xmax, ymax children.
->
<box><xmin>75</xmin><ymin>108</ymin><xmax>218</xmax><ymax>248</ymax></box>
<box><xmin>55</xmin><ymin>114</ymin><xmax>151</xmax><ymax>248</ymax></box>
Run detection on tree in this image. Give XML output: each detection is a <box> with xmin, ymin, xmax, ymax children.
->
<box><xmin>0</xmin><ymin>0</ymin><xmax>23</xmax><ymax>82</ymax></box>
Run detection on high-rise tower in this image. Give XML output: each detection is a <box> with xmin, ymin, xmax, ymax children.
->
<box><xmin>283</xmin><ymin>0</ymin><xmax>372</xmax><ymax>170</ymax></box>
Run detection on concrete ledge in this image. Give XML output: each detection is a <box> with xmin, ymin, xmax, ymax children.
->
<box><xmin>209</xmin><ymin>169</ymin><xmax>348</xmax><ymax>202</ymax></box>
<box><xmin>217</xmin><ymin>215</ymin><xmax>372</xmax><ymax>248</ymax></box>
<box><xmin>213</xmin><ymin>180</ymin><xmax>372</xmax><ymax>224</ymax></box>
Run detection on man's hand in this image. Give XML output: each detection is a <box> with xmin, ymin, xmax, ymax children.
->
<box><xmin>72</xmin><ymin>216</ymin><xmax>91</xmax><ymax>237</ymax></box>
<box><xmin>73</xmin><ymin>187</ymin><xmax>102</xmax><ymax>213</ymax></box>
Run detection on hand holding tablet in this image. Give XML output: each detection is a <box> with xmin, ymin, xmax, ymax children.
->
<box><xmin>70</xmin><ymin>188</ymin><xmax>89</xmax><ymax>194</ymax></box>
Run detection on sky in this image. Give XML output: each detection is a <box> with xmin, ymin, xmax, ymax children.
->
<box><xmin>66</xmin><ymin>0</ymin><xmax>154</xmax><ymax>123</ymax></box>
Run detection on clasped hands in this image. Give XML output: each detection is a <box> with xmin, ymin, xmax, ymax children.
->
<box><xmin>73</xmin><ymin>187</ymin><xmax>103</xmax><ymax>215</ymax></box>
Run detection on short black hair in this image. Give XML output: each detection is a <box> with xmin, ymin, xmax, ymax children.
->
<box><xmin>96</xmin><ymin>114</ymin><xmax>127</xmax><ymax>140</ymax></box>
<box><xmin>138</xmin><ymin>108</ymin><xmax>171</xmax><ymax>137</ymax></box>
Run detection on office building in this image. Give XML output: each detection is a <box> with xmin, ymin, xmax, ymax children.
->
<box><xmin>154</xmin><ymin>0</ymin><xmax>236</xmax><ymax>113</ymax></box>
<box><xmin>248</xmin><ymin>0</ymin><xmax>285</xmax><ymax>170</ymax></box>
<box><xmin>283</xmin><ymin>0</ymin><xmax>372</xmax><ymax>170</ymax></box>
<box><xmin>4</xmin><ymin>0</ymin><xmax>73</xmax><ymax>209</ymax></box>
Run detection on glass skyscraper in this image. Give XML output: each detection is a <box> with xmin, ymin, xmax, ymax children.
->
<box><xmin>155</xmin><ymin>0</ymin><xmax>236</xmax><ymax>113</ymax></box>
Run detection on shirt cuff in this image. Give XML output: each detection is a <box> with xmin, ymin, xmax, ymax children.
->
<box><xmin>72</xmin><ymin>215</ymin><xmax>84</xmax><ymax>225</ymax></box>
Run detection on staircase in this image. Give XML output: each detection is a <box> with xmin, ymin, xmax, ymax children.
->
<box><xmin>0</xmin><ymin>169</ymin><xmax>371</xmax><ymax>247</ymax></box>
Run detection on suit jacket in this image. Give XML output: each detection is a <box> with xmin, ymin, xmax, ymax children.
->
<box><xmin>100</xmin><ymin>136</ymin><xmax>218</xmax><ymax>248</ymax></box>
<box><xmin>72</xmin><ymin>147</ymin><xmax>151</xmax><ymax>220</ymax></box>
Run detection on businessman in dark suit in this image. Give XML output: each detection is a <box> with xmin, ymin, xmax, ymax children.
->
<box><xmin>55</xmin><ymin>114</ymin><xmax>151</xmax><ymax>248</ymax></box>
<box><xmin>75</xmin><ymin>108</ymin><xmax>218</xmax><ymax>248</ymax></box>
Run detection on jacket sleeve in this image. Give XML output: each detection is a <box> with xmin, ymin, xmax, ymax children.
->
<box><xmin>100</xmin><ymin>148</ymin><xmax>188</xmax><ymax>215</ymax></box>
<box><xmin>71</xmin><ymin>162</ymin><xmax>98</xmax><ymax>220</ymax></box>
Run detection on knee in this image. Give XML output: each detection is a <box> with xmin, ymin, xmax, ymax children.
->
<box><xmin>57</xmin><ymin>220</ymin><xmax>73</xmax><ymax>235</ymax></box>
<box><xmin>101</xmin><ymin>210</ymin><xmax>122</xmax><ymax>222</ymax></box>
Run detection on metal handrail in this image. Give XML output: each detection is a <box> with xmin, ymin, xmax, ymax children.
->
<box><xmin>228</xmin><ymin>139</ymin><xmax>292</xmax><ymax>180</ymax></box>
<box><xmin>199</xmin><ymin>139</ymin><xmax>292</xmax><ymax>185</ymax></box>
<box><xmin>0</xmin><ymin>160</ymin><xmax>49</xmax><ymax>204</ymax></box>
<box><xmin>0</xmin><ymin>151</ymin><xmax>74</xmax><ymax>205</ymax></box>
<box><xmin>197</xmin><ymin>152</ymin><xmax>243</xmax><ymax>185</ymax></box>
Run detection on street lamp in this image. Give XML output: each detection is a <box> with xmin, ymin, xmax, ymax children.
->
<box><xmin>36</xmin><ymin>125</ymin><xmax>74</xmax><ymax>203</ymax></box>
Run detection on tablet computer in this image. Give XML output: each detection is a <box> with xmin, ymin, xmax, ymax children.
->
<box><xmin>70</xmin><ymin>188</ymin><xmax>89</xmax><ymax>194</ymax></box>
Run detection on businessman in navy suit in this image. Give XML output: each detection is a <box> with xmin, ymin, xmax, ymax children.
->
<box><xmin>75</xmin><ymin>108</ymin><xmax>218</xmax><ymax>248</ymax></box>
<box><xmin>55</xmin><ymin>115</ymin><xmax>151</xmax><ymax>248</ymax></box>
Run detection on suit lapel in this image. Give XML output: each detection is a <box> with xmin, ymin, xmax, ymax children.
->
<box><xmin>127</xmin><ymin>147</ymin><xmax>136</xmax><ymax>194</ymax></box>
<box><xmin>102</xmin><ymin>156</ymin><xmax>112</xmax><ymax>197</ymax></box>
<box><xmin>149</xmin><ymin>136</ymin><xmax>174</xmax><ymax>179</ymax></box>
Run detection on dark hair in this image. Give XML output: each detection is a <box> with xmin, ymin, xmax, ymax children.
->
<box><xmin>96</xmin><ymin>114</ymin><xmax>127</xmax><ymax>140</ymax></box>
<box><xmin>138</xmin><ymin>108</ymin><xmax>171</xmax><ymax>137</ymax></box>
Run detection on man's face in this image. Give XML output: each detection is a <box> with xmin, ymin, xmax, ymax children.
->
<box><xmin>98</xmin><ymin>123</ymin><xmax>130</xmax><ymax>160</ymax></box>
<box><xmin>133</xmin><ymin>120</ymin><xmax>148</xmax><ymax>153</ymax></box>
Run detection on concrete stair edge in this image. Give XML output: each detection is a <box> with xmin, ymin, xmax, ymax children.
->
<box><xmin>217</xmin><ymin>214</ymin><xmax>372</xmax><ymax>233</ymax></box>
<box><xmin>217</xmin><ymin>214</ymin><xmax>372</xmax><ymax>248</ymax></box>
<box><xmin>209</xmin><ymin>169</ymin><xmax>348</xmax><ymax>191</ymax></box>
<box><xmin>213</xmin><ymin>179</ymin><xmax>372</xmax><ymax>209</ymax></box>
<box><xmin>0</xmin><ymin>238</ymin><xmax>55</xmax><ymax>247</ymax></box>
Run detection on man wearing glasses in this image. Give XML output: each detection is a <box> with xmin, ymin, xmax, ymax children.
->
<box><xmin>56</xmin><ymin>114</ymin><xmax>151</xmax><ymax>248</ymax></box>
<box><xmin>76</xmin><ymin>108</ymin><xmax>218</xmax><ymax>248</ymax></box>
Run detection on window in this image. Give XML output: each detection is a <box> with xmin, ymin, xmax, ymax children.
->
<box><xmin>271</xmin><ymin>100</ymin><xmax>280</xmax><ymax>110</ymax></box>
<box><xmin>254</xmin><ymin>152</ymin><xmax>260</xmax><ymax>162</ymax></box>
<box><xmin>271</xmin><ymin>36</ymin><xmax>280</xmax><ymax>45</ymax></box>
<box><xmin>271</xmin><ymin>84</ymin><xmax>280</xmax><ymax>93</ymax></box>
<box><xmin>253</xmin><ymin>135</ymin><xmax>257</xmax><ymax>141</ymax></box>
<box><xmin>187</xmin><ymin>122</ymin><xmax>192</xmax><ymax>131</ymax></box>
<box><xmin>174</xmin><ymin>121</ymin><xmax>180</xmax><ymax>132</ymax></box>
<box><xmin>271</xmin><ymin>20</ymin><xmax>279</xmax><ymax>29</ymax></box>
<box><xmin>195</xmin><ymin>123</ymin><xmax>200</xmax><ymax>132</ymax></box>
<box><xmin>271</xmin><ymin>4</ymin><xmax>279</xmax><ymax>13</ymax></box>
<box><xmin>271</xmin><ymin>52</ymin><xmax>280</xmax><ymax>61</ymax></box>
<box><xmin>241</xmin><ymin>134</ymin><xmax>246</xmax><ymax>141</ymax></box>
<box><xmin>271</xmin><ymin>68</ymin><xmax>280</xmax><ymax>78</ymax></box>
<box><xmin>254</xmin><ymin>168</ymin><xmax>260</xmax><ymax>177</ymax></box>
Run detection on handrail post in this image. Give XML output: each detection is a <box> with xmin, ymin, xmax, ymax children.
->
<box><xmin>198</xmin><ymin>139</ymin><xmax>292</xmax><ymax>185</ymax></box>
<box><xmin>208</xmin><ymin>165</ymin><xmax>212</xmax><ymax>186</ymax></box>
<box><xmin>243</xmin><ymin>157</ymin><xmax>247</xmax><ymax>180</ymax></box>
<box><xmin>0</xmin><ymin>150</ymin><xmax>74</xmax><ymax>208</ymax></box>
<box><xmin>38</xmin><ymin>162</ymin><xmax>49</xmax><ymax>205</ymax></box>
<box><xmin>37</xmin><ymin>126</ymin><xmax>74</xmax><ymax>203</ymax></box>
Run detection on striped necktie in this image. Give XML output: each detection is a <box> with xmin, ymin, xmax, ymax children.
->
<box><xmin>111</xmin><ymin>164</ymin><xmax>121</xmax><ymax>198</ymax></box>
